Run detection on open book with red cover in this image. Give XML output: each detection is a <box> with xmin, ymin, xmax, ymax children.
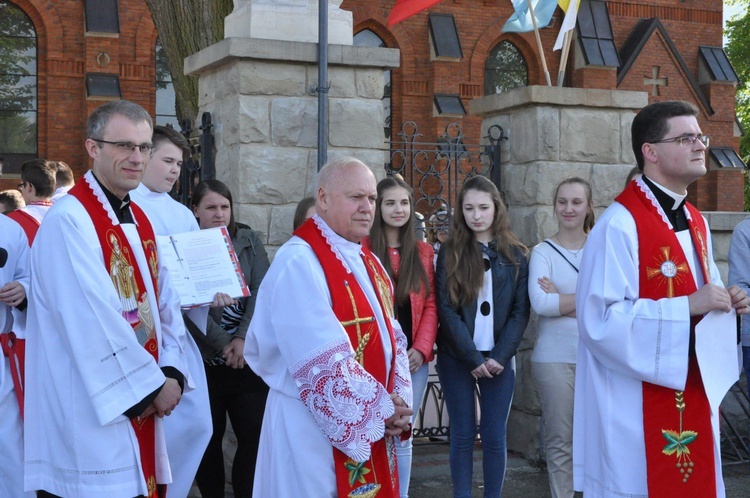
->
<box><xmin>157</xmin><ymin>226</ymin><xmax>250</xmax><ymax>307</ymax></box>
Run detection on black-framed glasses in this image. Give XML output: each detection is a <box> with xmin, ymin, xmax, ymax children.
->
<box><xmin>17</xmin><ymin>181</ymin><xmax>27</xmax><ymax>190</ymax></box>
<box><xmin>93</xmin><ymin>139</ymin><xmax>154</xmax><ymax>155</ymax></box>
<box><xmin>651</xmin><ymin>134</ymin><xmax>710</xmax><ymax>148</ymax></box>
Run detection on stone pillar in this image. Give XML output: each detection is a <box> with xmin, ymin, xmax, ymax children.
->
<box><xmin>470</xmin><ymin>86</ymin><xmax>649</xmax><ymax>458</ymax></box>
<box><xmin>470</xmin><ymin>86</ymin><xmax>745</xmax><ymax>459</ymax></box>
<box><xmin>226</xmin><ymin>0</ymin><xmax>353</xmax><ymax>45</ymax></box>
<box><xmin>185</xmin><ymin>4</ymin><xmax>399</xmax><ymax>255</ymax></box>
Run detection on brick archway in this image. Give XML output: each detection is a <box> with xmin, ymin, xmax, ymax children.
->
<box><xmin>470</xmin><ymin>21</ymin><xmax>542</xmax><ymax>90</ymax></box>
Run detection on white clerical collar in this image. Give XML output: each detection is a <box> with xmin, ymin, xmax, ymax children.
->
<box><xmin>646</xmin><ymin>177</ymin><xmax>686</xmax><ymax>210</ymax></box>
<box><xmin>311</xmin><ymin>214</ymin><xmax>364</xmax><ymax>274</ymax></box>
<box><xmin>134</xmin><ymin>183</ymin><xmax>169</xmax><ymax>200</ymax></box>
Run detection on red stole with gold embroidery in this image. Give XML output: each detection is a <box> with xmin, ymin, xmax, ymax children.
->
<box><xmin>295</xmin><ymin>218</ymin><xmax>400</xmax><ymax>498</ymax></box>
<box><xmin>616</xmin><ymin>181</ymin><xmax>716</xmax><ymax>497</ymax></box>
<box><xmin>69</xmin><ymin>177</ymin><xmax>165</xmax><ymax>498</ymax></box>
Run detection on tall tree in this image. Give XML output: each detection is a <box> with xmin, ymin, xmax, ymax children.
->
<box><xmin>144</xmin><ymin>0</ymin><xmax>233</xmax><ymax>122</ymax></box>
<box><xmin>724</xmin><ymin>0</ymin><xmax>749</xmax><ymax>208</ymax></box>
<box><xmin>725</xmin><ymin>0</ymin><xmax>749</xmax><ymax>163</ymax></box>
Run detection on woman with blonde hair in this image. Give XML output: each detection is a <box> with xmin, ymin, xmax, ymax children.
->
<box><xmin>528</xmin><ymin>177</ymin><xmax>594</xmax><ymax>498</ymax></box>
<box><xmin>435</xmin><ymin>175</ymin><xmax>530</xmax><ymax>498</ymax></box>
<box><xmin>363</xmin><ymin>176</ymin><xmax>437</xmax><ymax>498</ymax></box>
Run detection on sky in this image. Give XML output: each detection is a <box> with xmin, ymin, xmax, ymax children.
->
<box><xmin>723</xmin><ymin>1</ymin><xmax>746</xmax><ymax>45</ymax></box>
<box><xmin>724</xmin><ymin>1</ymin><xmax>747</xmax><ymax>30</ymax></box>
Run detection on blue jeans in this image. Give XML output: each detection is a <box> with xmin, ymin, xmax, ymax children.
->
<box><xmin>395</xmin><ymin>362</ymin><xmax>430</xmax><ymax>498</ymax></box>
<box><xmin>437</xmin><ymin>352</ymin><xmax>516</xmax><ymax>498</ymax></box>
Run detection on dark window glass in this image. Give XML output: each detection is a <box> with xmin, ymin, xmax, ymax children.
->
<box><xmin>428</xmin><ymin>13</ymin><xmax>463</xmax><ymax>59</ymax></box>
<box><xmin>84</xmin><ymin>0</ymin><xmax>119</xmax><ymax>34</ymax></box>
<box><xmin>155</xmin><ymin>39</ymin><xmax>179</xmax><ymax>128</ymax></box>
<box><xmin>484</xmin><ymin>41</ymin><xmax>528</xmax><ymax>95</ymax></box>
<box><xmin>0</xmin><ymin>0</ymin><xmax>37</xmax><ymax>173</ymax></box>
<box><xmin>86</xmin><ymin>73</ymin><xmax>122</xmax><ymax>98</ymax></box>
<box><xmin>581</xmin><ymin>38</ymin><xmax>603</xmax><ymax>66</ymax></box>
<box><xmin>353</xmin><ymin>29</ymin><xmax>391</xmax><ymax>140</ymax></box>
<box><xmin>434</xmin><ymin>94</ymin><xmax>466</xmax><ymax>115</ymax></box>
<box><xmin>698</xmin><ymin>46</ymin><xmax>738</xmax><ymax>82</ymax></box>
<box><xmin>577</xmin><ymin>0</ymin><xmax>620</xmax><ymax>68</ymax></box>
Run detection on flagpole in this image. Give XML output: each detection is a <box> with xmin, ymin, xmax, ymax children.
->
<box><xmin>317</xmin><ymin>0</ymin><xmax>329</xmax><ymax>171</ymax></box>
<box><xmin>526</xmin><ymin>0</ymin><xmax>551</xmax><ymax>86</ymax></box>
<box><xmin>556</xmin><ymin>29</ymin><xmax>573</xmax><ymax>86</ymax></box>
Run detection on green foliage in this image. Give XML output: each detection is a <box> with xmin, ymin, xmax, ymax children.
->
<box><xmin>0</xmin><ymin>1</ymin><xmax>36</xmax><ymax>115</ymax></box>
<box><xmin>725</xmin><ymin>1</ymin><xmax>750</xmax><ymax>208</ymax></box>
<box><xmin>144</xmin><ymin>0</ymin><xmax>234</xmax><ymax>122</ymax></box>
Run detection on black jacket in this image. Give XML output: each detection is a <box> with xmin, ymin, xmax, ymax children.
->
<box><xmin>435</xmin><ymin>242</ymin><xmax>530</xmax><ymax>369</ymax></box>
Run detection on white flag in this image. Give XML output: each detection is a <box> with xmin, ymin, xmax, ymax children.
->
<box><xmin>554</xmin><ymin>0</ymin><xmax>580</xmax><ymax>51</ymax></box>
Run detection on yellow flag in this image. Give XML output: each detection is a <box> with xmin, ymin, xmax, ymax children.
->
<box><xmin>554</xmin><ymin>0</ymin><xmax>579</xmax><ymax>51</ymax></box>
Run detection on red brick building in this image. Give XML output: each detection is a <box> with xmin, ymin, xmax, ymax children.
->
<box><xmin>2</xmin><ymin>0</ymin><xmax>744</xmax><ymax>210</ymax></box>
<box><xmin>0</xmin><ymin>0</ymin><xmax>166</xmax><ymax>189</ymax></box>
<box><xmin>343</xmin><ymin>0</ymin><xmax>745</xmax><ymax>210</ymax></box>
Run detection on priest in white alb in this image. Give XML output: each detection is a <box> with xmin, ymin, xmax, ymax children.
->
<box><xmin>574</xmin><ymin>101</ymin><xmax>748</xmax><ymax>498</ymax></box>
<box><xmin>0</xmin><ymin>214</ymin><xmax>33</xmax><ymax>498</ymax></box>
<box><xmin>130</xmin><ymin>125</ymin><xmax>212</xmax><ymax>498</ymax></box>
<box><xmin>244</xmin><ymin>158</ymin><xmax>413</xmax><ymax>497</ymax></box>
<box><xmin>24</xmin><ymin>101</ymin><xmax>190</xmax><ymax>498</ymax></box>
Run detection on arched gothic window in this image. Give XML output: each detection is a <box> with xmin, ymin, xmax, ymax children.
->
<box><xmin>353</xmin><ymin>29</ymin><xmax>391</xmax><ymax>140</ymax></box>
<box><xmin>155</xmin><ymin>39</ymin><xmax>178</xmax><ymax>128</ymax></box>
<box><xmin>0</xmin><ymin>1</ymin><xmax>37</xmax><ymax>175</ymax></box>
<box><xmin>484</xmin><ymin>41</ymin><xmax>528</xmax><ymax>95</ymax></box>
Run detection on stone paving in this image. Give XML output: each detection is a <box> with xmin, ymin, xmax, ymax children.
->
<box><xmin>189</xmin><ymin>437</ymin><xmax>750</xmax><ymax>497</ymax></box>
<box><xmin>408</xmin><ymin>439</ymin><xmax>750</xmax><ymax>498</ymax></box>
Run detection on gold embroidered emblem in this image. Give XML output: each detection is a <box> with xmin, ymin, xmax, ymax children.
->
<box><xmin>341</xmin><ymin>281</ymin><xmax>376</xmax><ymax>365</ymax></box>
<box><xmin>661</xmin><ymin>391</ymin><xmax>698</xmax><ymax>483</ymax></box>
<box><xmin>647</xmin><ymin>248</ymin><xmax>698</xmax><ymax>483</ymax></box>
<box><xmin>646</xmin><ymin>246</ymin><xmax>689</xmax><ymax>298</ymax></box>
<box><xmin>344</xmin><ymin>458</ymin><xmax>381</xmax><ymax>497</ymax></box>
<box><xmin>365</xmin><ymin>257</ymin><xmax>394</xmax><ymax>319</ymax></box>
<box><xmin>147</xmin><ymin>475</ymin><xmax>157</xmax><ymax>496</ymax></box>
<box><xmin>143</xmin><ymin>239</ymin><xmax>159</xmax><ymax>285</ymax></box>
<box><xmin>693</xmin><ymin>228</ymin><xmax>711</xmax><ymax>281</ymax></box>
<box><xmin>108</xmin><ymin>231</ymin><xmax>139</xmax><ymax>311</ymax></box>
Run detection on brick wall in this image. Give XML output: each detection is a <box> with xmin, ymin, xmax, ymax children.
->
<box><xmin>343</xmin><ymin>0</ymin><xmax>742</xmax><ymax>211</ymax></box>
<box><xmin>0</xmin><ymin>0</ymin><xmax>157</xmax><ymax>191</ymax></box>
<box><xmin>6</xmin><ymin>0</ymin><xmax>741</xmax><ymax>210</ymax></box>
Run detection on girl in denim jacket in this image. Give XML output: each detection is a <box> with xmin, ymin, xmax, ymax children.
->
<box><xmin>435</xmin><ymin>176</ymin><xmax>530</xmax><ymax>498</ymax></box>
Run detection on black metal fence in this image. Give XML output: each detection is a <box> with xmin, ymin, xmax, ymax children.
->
<box><xmin>385</xmin><ymin>121</ymin><xmax>507</xmax><ymax>439</ymax></box>
<box><xmin>171</xmin><ymin>111</ymin><xmax>215</xmax><ymax>205</ymax></box>
<box><xmin>721</xmin><ymin>381</ymin><xmax>750</xmax><ymax>464</ymax></box>
<box><xmin>385</xmin><ymin>121</ymin><xmax>507</xmax><ymax>231</ymax></box>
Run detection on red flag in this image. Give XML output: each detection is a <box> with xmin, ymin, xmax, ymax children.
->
<box><xmin>387</xmin><ymin>0</ymin><xmax>442</xmax><ymax>26</ymax></box>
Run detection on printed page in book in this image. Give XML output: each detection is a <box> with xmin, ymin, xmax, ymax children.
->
<box><xmin>157</xmin><ymin>226</ymin><xmax>250</xmax><ymax>307</ymax></box>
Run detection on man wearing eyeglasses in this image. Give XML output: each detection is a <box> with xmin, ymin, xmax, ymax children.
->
<box><xmin>6</xmin><ymin>158</ymin><xmax>56</xmax><ymax>245</ymax></box>
<box><xmin>24</xmin><ymin>100</ymin><xmax>190</xmax><ymax>498</ymax></box>
<box><xmin>574</xmin><ymin>101</ymin><xmax>748</xmax><ymax>498</ymax></box>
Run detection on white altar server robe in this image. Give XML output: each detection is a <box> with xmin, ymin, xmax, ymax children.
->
<box><xmin>0</xmin><ymin>215</ymin><xmax>33</xmax><ymax>498</ymax></box>
<box><xmin>131</xmin><ymin>183</ymin><xmax>212</xmax><ymax>498</ymax></box>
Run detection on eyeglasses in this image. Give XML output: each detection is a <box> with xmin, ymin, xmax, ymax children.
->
<box><xmin>651</xmin><ymin>134</ymin><xmax>710</xmax><ymax>148</ymax></box>
<box><xmin>93</xmin><ymin>139</ymin><xmax>154</xmax><ymax>155</ymax></box>
<box><xmin>17</xmin><ymin>181</ymin><xmax>27</xmax><ymax>190</ymax></box>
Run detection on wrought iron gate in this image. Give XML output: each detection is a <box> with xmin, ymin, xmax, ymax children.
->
<box><xmin>385</xmin><ymin>121</ymin><xmax>508</xmax><ymax>226</ymax></box>
<box><xmin>172</xmin><ymin>111</ymin><xmax>215</xmax><ymax>206</ymax></box>
<box><xmin>386</xmin><ymin>121</ymin><xmax>507</xmax><ymax>439</ymax></box>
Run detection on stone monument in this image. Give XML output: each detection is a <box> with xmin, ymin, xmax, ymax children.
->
<box><xmin>186</xmin><ymin>0</ymin><xmax>398</xmax><ymax>255</ymax></box>
<box><xmin>226</xmin><ymin>0</ymin><xmax>353</xmax><ymax>45</ymax></box>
